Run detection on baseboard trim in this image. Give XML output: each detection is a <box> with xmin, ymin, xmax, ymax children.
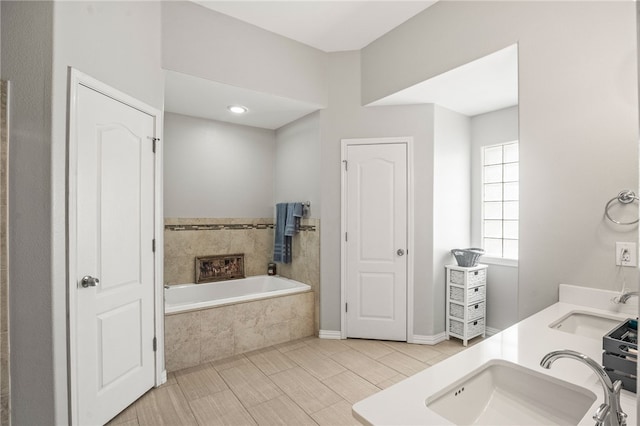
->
<box><xmin>486</xmin><ymin>327</ymin><xmax>501</xmax><ymax>337</ymax></box>
<box><xmin>410</xmin><ymin>333</ymin><xmax>447</xmax><ymax>345</ymax></box>
<box><xmin>319</xmin><ymin>330</ymin><xmax>342</xmax><ymax>340</ymax></box>
<box><xmin>159</xmin><ymin>370</ymin><xmax>167</xmax><ymax>386</ymax></box>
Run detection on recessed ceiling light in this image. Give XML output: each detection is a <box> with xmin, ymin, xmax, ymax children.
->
<box><xmin>227</xmin><ymin>105</ymin><xmax>248</xmax><ymax>114</ymax></box>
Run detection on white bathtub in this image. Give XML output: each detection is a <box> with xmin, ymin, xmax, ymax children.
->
<box><xmin>164</xmin><ymin>275</ymin><xmax>311</xmax><ymax>314</ymax></box>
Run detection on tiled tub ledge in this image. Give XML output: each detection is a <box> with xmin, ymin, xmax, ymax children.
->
<box><xmin>164</xmin><ymin>290</ymin><xmax>315</xmax><ymax>372</ymax></box>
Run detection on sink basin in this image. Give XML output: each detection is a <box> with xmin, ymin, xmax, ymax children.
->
<box><xmin>425</xmin><ymin>360</ymin><xmax>596</xmax><ymax>425</ymax></box>
<box><xmin>549</xmin><ymin>310</ymin><xmax>623</xmax><ymax>339</ymax></box>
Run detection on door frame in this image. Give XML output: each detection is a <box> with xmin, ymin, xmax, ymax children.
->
<box><xmin>66</xmin><ymin>68</ymin><xmax>165</xmax><ymax>425</ymax></box>
<box><xmin>340</xmin><ymin>137</ymin><xmax>415</xmax><ymax>341</ymax></box>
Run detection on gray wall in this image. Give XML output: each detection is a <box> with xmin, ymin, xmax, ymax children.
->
<box><xmin>1</xmin><ymin>2</ymin><xmax>54</xmax><ymax>424</ymax></box>
<box><xmin>362</xmin><ymin>1</ymin><xmax>639</xmax><ymax>320</ymax></box>
<box><xmin>164</xmin><ymin>113</ymin><xmax>276</xmax><ymax>218</ymax></box>
<box><xmin>433</xmin><ymin>105</ymin><xmax>471</xmax><ymax>333</ymax></box>
<box><xmin>161</xmin><ymin>1</ymin><xmax>327</xmax><ymax>108</ymax></box>
<box><xmin>51</xmin><ymin>4</ymin><xmax>164</xmax><ymax>423</ymax></box>
<box><xmin>274</xmin><ymin>112</ymin><xmax>321</xmax><ymax>217</ymax></box>
<box><xmin>319</xmin><ymin>51</ymin><xmax>435</xmax><ymax>334</ymax></box>
<box><xmin>3</xmin><ymin>1</ymin><xmax>164</xmax><ymax>423</ymax></box>
<box><xmin>470</xmin><ymin>106</ymin><xmax>519</xmax><ymax>331</ymax></box>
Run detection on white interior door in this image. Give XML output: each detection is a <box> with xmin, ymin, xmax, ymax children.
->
<box><xmin>72</xmin><ymin>82</ymin><xmax>156</xmax><ymax>425</ymax></box>
<box><xmin>345</xmin><ymin>142</ymin><xmax>408</xmax><ymax>341</ymax></box>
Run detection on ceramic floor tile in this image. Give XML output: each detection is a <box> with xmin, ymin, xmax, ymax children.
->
<box><xmin>311</xmin><ymin>400</ymin><xmax>361</xmax><ymax>426</ymax></box>
<box><xmin>107</xmin><ymin>337</ymin><xmax>470</xmax><ymax>425</ymax></box>
<box><xmin>342</xmin><ymin>339</ymin><xmax>395</xmax><ymax>359</ymax></box>
<box><xmin>135</xmin><ymin>384</ymin><xmax>197</xmax><ymax>426</ymax></box>
<box><xmin>329</xmin><ymin>349</ymin><xmax>399</xmax><ymax>385</ymax></box>
<box><xmin>211</xmin><ymin>353</ymin><xmax>251</xmax><ymax>372</ymax></box>
<box><xmin>219</xmin><ymin>363</ymin><xmax>283</xmax><ymax>407</ymax></box>
<box><xmin>426</xmin><ymin>352</ymin><xmax>452</xmax><ymax>366</ymax></box>
<box><xmin>284</xmin><ymin>345</ymin><xmax>346</xmax><ymax>380</ymax></box>
<box><xmin>435</xmin><ymin>338</ymin><xmax>479</xmax><ymax>355</ymax></box>
<box><xmin>175</xmin><ymin>362</ymin><xmax>228</xmax><ymax>401</ymax></box>
<box><xmin>381</xmin><ymin>341</ymin><xmax>444</xmax><ymax>363</ymax></box>
<box><xmin>377</xmin><ymin>351</ymin><xmax>429</xmax><ymax>377</ymax></box>
<box><xmin>269</xmin><ymin>367</ymin><xmax>343</xmax><ymax>415</ymax></box>
<box><xmin>161</xmin><ymin>372</ymin><xmax>178</xmax><ymax>388</ymax></box>
<box><xmin>108</xmin><ymin>420</ymin><xmax>139</xmax><ymax>426</ymax></box>
<box><xmin>105</xmin><ymin>402</ymin><xmax>138</xmax><ymax>425</ymax></box>
<box><xmin>189</xmin><ymin>389</ymin><xmax>257</xmax><ymax>426</ymax></box>
<box><xmin>303</xmin><ymin>338</ymin><xmax>350</xmax><ymax>356</ymax></box>
<box><xmin>247</xmin><ymin>394</ymin><xmax>318</xmax><ymax>426</ymax></box>
<box><xmin>376</xmin><ymin>373</ymin><xmax>408</xmax><ymax>389</ymax></box>
<box><xmin>321</xmin><ymin>371</ymin><xmax>381</xmax><ymax>404</ymax></box>
<box><xmin>247</xmin><ymin>348</ymin><xmax>297</xmax><ymax>376</ymax></box>
<box><xmin>274</xmin><ymin>338</ymin><xmax>310</xmax><ymax>353</ymax></box>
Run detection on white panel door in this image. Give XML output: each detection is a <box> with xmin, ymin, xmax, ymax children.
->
<box><xmin>74</xmin><ymin>84</ymin><xmax>155</xmax><ymax>425</ymax></box>
<box><xmin>345</xmin><ymin>143</ymin><xmax>407</xmax><ymax>340</ymax></box>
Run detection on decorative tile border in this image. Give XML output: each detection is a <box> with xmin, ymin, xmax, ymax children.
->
<box><xmin>165</xmin><ymin>223</ymin><xmax>317</xmax><ymax>232</ymax></box>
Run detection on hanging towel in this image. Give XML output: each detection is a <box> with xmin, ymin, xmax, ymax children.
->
<box><xmin>284</xmin><ymin>202</ymin><xmax>303</xmax><ymax>236</ymax></box>
<box><xmin>273</xmin><ymin>203</ymin><xmax>289</xmax><ymax>263</ymax></box>
<box><xmin>274</xmin><ymin>202</ymin><xmax>303</xmax><ymax>264</ymax></box>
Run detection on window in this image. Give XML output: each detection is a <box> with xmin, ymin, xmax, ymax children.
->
<box><xmin>482</xmin><ymin>142</ymin><xmax>518</xmax><ymax>259</ymax></box>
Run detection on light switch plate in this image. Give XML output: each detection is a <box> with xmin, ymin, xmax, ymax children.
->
<box><xmin>616</xmin><ymin>242</ymin><xmax>637</xmax><ymax>267</ymax></box>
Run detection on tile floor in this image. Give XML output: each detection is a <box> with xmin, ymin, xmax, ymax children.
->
<box><xmin>107</xmin><ymin>336</ymin><xmax>479</xmax><ymax>426</ymax></box>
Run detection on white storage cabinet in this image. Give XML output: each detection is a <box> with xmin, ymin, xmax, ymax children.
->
<box><xmin>445</xmin><ymin>264</ymin><xmax>487</xmax><ymax>346</ymax></box>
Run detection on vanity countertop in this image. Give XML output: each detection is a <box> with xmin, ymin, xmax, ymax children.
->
<box><xmin>352</xmin><ymin>284</ymin><xmax>638</xmax><ymax>425</ymax></box>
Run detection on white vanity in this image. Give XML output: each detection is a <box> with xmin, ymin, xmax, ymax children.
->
<box><xmin>352</xmin><ymin>284</ymin><xmax>638</xmax><ymax>425</ymax></box>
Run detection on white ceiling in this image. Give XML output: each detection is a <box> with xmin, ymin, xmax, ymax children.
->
<box><xmin>164</xmin><ymin>71</ymin><xmax>323</xmax><ymax>130</ymax></box>
<box><xmin>194</xmin><ymin>1</ymin><xmax>438</xmax><ymax>52</ymax></box>
<box><xmin>368</xmin><ymin>44</ymin><xmax>519</xmax><ymax>116</ymax></box>
<box><xmin>165</xmin><ymin>1</ymin><xmax>518</xmax><ymax>130</ymax></box>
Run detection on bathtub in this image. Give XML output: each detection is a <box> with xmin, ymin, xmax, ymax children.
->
<box><xmin>164</xmin><ymin>275</ymin><xmax>315</xmax><ymax>371</ymax></box>
<box><xmin>164</xmin><ymin>275</ymin><xmax>311</xmax><ymax>314</ymax></box>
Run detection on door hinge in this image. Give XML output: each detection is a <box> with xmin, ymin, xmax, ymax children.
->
<box><xmin>345</xmin><ymin>232</ymin><xmax>348</xmax><ymax>242</ymax></box>
<box><xmin>345</xmin><ymin>303</ymin><xmax>348</xmax><ymax>313</ymax></box>
<box><xmin>148</xmin><ymin>136</ymin><xmax>160</xmax><ymax>153</ymax></box>
<box><xmin>152</xmin><ymin>239</ymin><xmax>156</xmax><ymax>252</ymax></box>
<box><xmin>343</xmin><ymin>160</ymin><xmax>348</xmax><ymax>171</ymax></box>
<box><xmin>153</xmin><ymin>337</ymin><xmax>157</xmax><ymax>352</ymax></box>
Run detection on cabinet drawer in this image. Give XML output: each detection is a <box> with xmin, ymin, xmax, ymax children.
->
<box><xmin>449</xmin><ymin>301</ymin><xmax>485</xmax><ymax>321</ymax></box>
<box><xmin>449</xmin><ymin>317</ymin><xmax>485</xmax><ymax>337</ymax></box>
<box><xmin>468</xmin><ymin>269</ymin><xmax>486</xmax><ymax>286</ymax></box>
<box><xmin>449</xmin><ymin>285</ymin><xmax>485</xmax><ymax>304</ymax></box>
<box><xmin>449</xmin><ymin>268</ymin><xmax>486</xmax><ymax>286</ymax></box>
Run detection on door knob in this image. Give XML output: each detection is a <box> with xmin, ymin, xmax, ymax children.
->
<box><xmin>397</xmin><ymin>249</ymin><xmax>405</xmax><ymax>256</ymax></box>
<box><xmin>81</xmin><ymin>275</ymin><xmax>100</xmax><ymax>288</ymax></box>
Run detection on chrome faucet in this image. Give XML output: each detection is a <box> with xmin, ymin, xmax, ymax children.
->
<box><xmin>616</xmin><ymin>291</ymin><xmax>638</xmax><ymax>304</ymax></box>
<box><xmin>540</xmin><ymin>350</ymin><xmax>626</xmax><ymax>426</ymax></box>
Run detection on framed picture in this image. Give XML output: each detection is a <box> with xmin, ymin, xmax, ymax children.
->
<box><xmin>195</xmin><ymin>254</ymin><xmax>245</xmax><ymax>283</ymax></box>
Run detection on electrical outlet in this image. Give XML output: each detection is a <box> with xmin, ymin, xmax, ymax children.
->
<box><xmin>616</xmin><ymin>242</ymin><xmax>637</xmax><ymax>267</ymax></box>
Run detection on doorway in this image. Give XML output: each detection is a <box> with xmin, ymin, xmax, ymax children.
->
<box><xmin>67</xmin><ymin>69</ymin><xmax>164</xmax><ymax>425</ymax></box>
<box><xmin>341</xmin><ymin>137</ymin><xmax>414</xmax><ymax>341</ymax></box>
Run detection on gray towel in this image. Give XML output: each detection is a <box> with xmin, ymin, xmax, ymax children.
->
<box><xmin>284</xmin><ymin>202</ymin><xmax>303</xmax><ymax>236</ymax></box>
<box><xmin>274</xmin><ymin>202</ymin><xmax>303</xmax><ymax>264</ymax></box>
<box><xmin>273</xmin><ymin>203</ymin><xmax>289</xmax><ymax>263</ymax></box>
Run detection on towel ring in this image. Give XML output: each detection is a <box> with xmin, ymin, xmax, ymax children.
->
<box><xmin>605</xmin><ymin>190</ymin><xmax>639</xmax><ymax>225</ymax></box>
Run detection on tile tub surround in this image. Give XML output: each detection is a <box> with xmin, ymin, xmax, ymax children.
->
<box><xmin>275</xmin><ymin>218</ymin><xmax>320</xmax><ymax>332</ymax></box>
<box><xmin>164</xmin><ymin>218</ymin><xmax>275</xmax><ymax>284</ymax></box>
<box><xmin>165</xmin><ymin>290</ymin><xmax>315</xmax><ymax>372</ymax></box>
<box><xmin>164</xmin><ymin>217</ymin><xmax>321</xmax><ymax>332</ymax></box>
